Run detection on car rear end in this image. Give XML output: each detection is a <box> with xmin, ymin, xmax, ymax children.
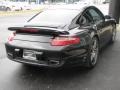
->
<box><xmin>5</xmin><ymin>27</ymin><xmax>87</xmax><ymax>68</ymax></box>
<box><xmin>11</xmin><ymin>2</ymin><xmax>21</xmax><ymax>11</ymax></box>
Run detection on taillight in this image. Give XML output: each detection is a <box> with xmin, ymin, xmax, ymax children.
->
<box><xmin>8</xmin><ymin>32</ymin><xmax>16</xmax><ymax>43</ymax></box>
<box><xmin>51</xmin><ymin>36</ymin><xmax>80</xmax><ymax>46</ymax></box>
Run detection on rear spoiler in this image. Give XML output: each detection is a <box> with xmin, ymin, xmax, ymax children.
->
<box><xmin>8</xmin><ymin>27</ymin><xmax>69</xmax><ymax>36</ymax></box>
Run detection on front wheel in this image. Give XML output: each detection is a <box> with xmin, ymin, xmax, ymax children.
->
<box><xmin>6</xmin><ymin>7</ymin><xmax>11</xmax><ymax>11</ymax></box>
<box><xmin>86</xmin><ymin>37</ymin><xmax>99</xmax><ymax>69</ymax></box>
<box><xmin>110</xmin><ymin>25</ymin><xmax>116</xmax><ymax>43</ymax></box>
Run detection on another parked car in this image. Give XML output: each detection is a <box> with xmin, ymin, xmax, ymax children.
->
<box><xmin>103</xmin><ymin>0</ymin><xmax>110</xmax><ymax>4</ymax></box>
<box><xmin>0</xmin><ymin>1</ymin><xmax>21</xmax><ymax>11</ymax></box>
<box><xmin>74</xmin><ymin>0</ymin><xmax>93</xmax><ymax>5</ymax></box>
<box><xmin>17</xmin><ymin>2</ymin><xmax>31</xmax><ymax>10</ymax></box>
<box><xmin>5</xmin><ymin>5</ymin><xmax>116</xmax><ymax>68</ymax></box>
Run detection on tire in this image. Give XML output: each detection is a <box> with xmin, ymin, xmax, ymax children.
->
<box><xmin>20</xmin><ymin>7</ymin><xmax>23</xmax><ymax>11</ymax></box>
<box><xmin>6</xmin><ymin>7</ymin><xmax>11</xmax><ymax>11</ymax></box>
<box><xmin>110</xmin><ymin>25</ymin><xmax>116</xmax><ymax>43</ymax></box>
<box><xmin>86</xmin><ymin>37</ymin><xmax>99</xmax><ymax>69</ymax></box>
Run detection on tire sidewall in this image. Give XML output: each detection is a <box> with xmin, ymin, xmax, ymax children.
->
<box><xmin>86</xmin><ymin>37</ymin><xmax>99</xmax><ymax>68</ymax></box>
<box><xmin>111</xmin><ymin>25</ymin><xmax>116</xmax><ymax>43</ymax></box>
<box><xmin>6</xmin><ymin>7</ymin><xmax>11</xmax><ymax>11</ymax></box>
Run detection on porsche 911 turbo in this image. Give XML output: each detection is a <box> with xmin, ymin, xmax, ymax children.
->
<box><xmin>5</xmin><ymin>5</ymin><xmax>116</xmax><ymax>68</ymax></box>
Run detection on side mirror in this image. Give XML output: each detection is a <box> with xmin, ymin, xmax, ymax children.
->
<box><xmin>102</xmin><ymin>1</ymin><xmax>107</xmax><ymax>4</ymax></box>
<box><xmin>104</xmin><ymin>15</ymin><xmax>112</xmax><ymax>19</ymax></box>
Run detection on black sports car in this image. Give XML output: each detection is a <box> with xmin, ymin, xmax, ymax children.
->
<box><xmin>5</xmin><ymin>5</ymin><xmax>116</xmax><ymax>68</ymax></box>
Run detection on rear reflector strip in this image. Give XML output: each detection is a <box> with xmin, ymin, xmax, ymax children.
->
<box><xmin>8</xmin><ymin>32</ymin><xmax>16</xmax><ymax>43</ymax></box>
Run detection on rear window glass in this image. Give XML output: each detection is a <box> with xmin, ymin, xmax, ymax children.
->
<box><xmin>29</xmin><ymin>9</ymin><xmax>80</xmax><ymax>24</ymax></box>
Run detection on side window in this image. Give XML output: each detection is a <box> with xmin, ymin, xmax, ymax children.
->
<box><xmin>88</xmin><ymin>8</ymin><xmax>104</xmax><ymax>23</ymax></box>
<box><xmin>77</xmin><ymin>12</ymin><xmax>93</xmax><ymax>26</ymax></box>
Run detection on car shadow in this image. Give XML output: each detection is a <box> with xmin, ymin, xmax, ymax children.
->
<box><xmin>19</xmin><ymin>64</ymin><xmax>90</xmax><ymax>79</ymax></box>
<box><xmin>7</xmin><ymin>40</ymin><xmax>118</xmax><ymax>89</ymax></box>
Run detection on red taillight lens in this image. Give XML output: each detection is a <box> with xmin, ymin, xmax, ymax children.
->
<box><xmin>51</xmin><ymin>36</ymin><xmax>80</xmax><ymax>46</ymax></box>
<box><xmin>8</xmin><ymin>32</ymin><xmax>16</xmax><ymax>43</ymax></box>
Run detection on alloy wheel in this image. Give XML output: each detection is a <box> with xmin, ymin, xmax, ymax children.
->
<box><xmin>90</xmin><ymin>38</ymin><xmax>99</xmax><ymax>66</ymax></box>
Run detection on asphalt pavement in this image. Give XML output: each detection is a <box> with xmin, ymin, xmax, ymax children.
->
<box><xmin>1</xmin><ymin>14</ymin><xmax>120</xmax><ymax>90</ymax></box>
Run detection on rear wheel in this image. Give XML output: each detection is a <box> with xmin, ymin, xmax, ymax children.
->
<box><xmin>86</xmin><ymin>37</ymin><xmax>99</xmax><ymax>69</ymax></box>
<box><xmin>20</xmin><ymin>7</ymin><xmax>23</xmax><ymax>11</ymax></box>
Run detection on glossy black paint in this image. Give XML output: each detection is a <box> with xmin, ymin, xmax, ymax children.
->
<box><xmin>5</xmin><ymin>5</ymin><xmax>116</xmax><ymax>68</ymax></box>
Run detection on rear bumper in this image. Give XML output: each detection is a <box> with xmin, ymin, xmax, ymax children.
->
<box><xmin>5</xmin><ymin>43</ymin><xmax>88</xmax><ymax>68</ymax></box>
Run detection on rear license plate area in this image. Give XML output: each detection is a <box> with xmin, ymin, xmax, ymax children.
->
<box><xmin>23</xmin><ymin>50</ymin><xmax>43</xmax><ymax>61</ymax></box>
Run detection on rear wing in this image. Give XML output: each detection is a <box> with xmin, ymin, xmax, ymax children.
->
<box><xmin>8</xmin><ymin>27</ymin><xmax>69</xmax><ymax>36</ymax></box>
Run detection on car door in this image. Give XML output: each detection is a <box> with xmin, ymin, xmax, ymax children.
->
<box><xmin>87</xmin><ymin>7</ymin><xmax>112</xmax><ymax>46</ymax></box>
